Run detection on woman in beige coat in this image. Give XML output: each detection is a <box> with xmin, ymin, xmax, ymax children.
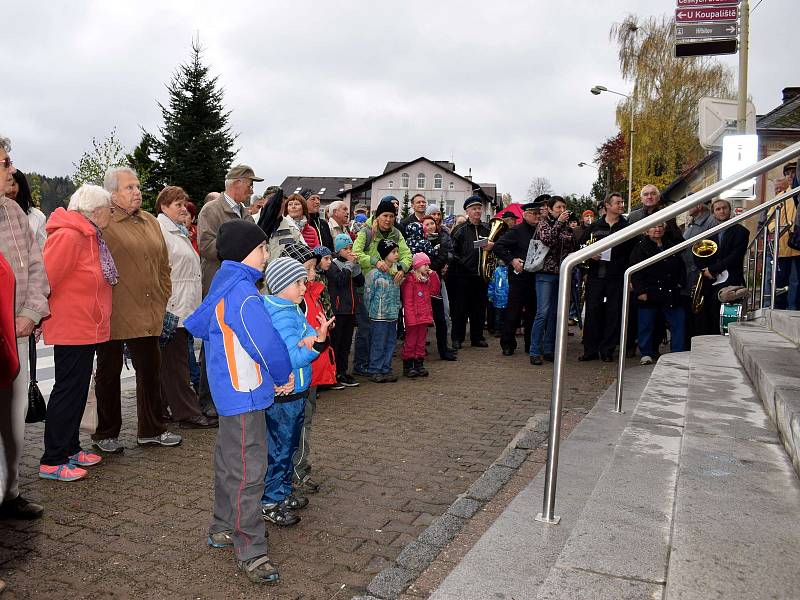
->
<box><xmin>156</xmin><ymin>187</ymin><xmax>216</xmax><ymax>428</ymax></box>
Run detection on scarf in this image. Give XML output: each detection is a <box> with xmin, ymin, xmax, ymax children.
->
<box><xmin>292</xmin><ymin>216</ymin><xmax>308</xmax><ymax>230</ymax></box>
<box><xmin>89</xmin><ymin>218</ymin><xmax>118</xmax><ymax>286</ymax></box>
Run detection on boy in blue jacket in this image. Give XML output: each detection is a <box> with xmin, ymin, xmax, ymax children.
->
<box><xmin>184</xmin><ymin>220</ymin><xmax>293</xmax><ymax>585</ymax></box>
<box><xmin>261</xmin><ymin>257</ymin><xmax>334</xmax><ymax>527</ymax></box>
<box><xmin>363</xmin><ymin>239</ymin><xmax>402</xmax><ymax>383</ymax></box>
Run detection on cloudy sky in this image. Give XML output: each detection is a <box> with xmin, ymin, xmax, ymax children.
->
<box><xmin>3</xmin><ymin>0</ymin><xmax>796</xmax><ymax>202</ymax></box>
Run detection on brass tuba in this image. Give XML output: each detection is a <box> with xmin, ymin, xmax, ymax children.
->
<box><xmin>690</xmin><ymin>239</ymin><xmax>718</xmax><ymax>314</ymax></box>
<box><xmin>480</xmin><ymin>217</ymin><xmax>509</xmax><ymax>282</ymax></box>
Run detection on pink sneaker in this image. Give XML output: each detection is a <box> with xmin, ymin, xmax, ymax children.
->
<box><xmin>69</xmin><ymin>450</ymin><xmax>103</xmax><ymax>467</ymax></box>
<box><xmin>39</xmin><ymin>464</ymin><xmax>87</xmax><ymax>482</ymax></box>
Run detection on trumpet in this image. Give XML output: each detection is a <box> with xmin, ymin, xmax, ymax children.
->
<box><xmin>479</xmin><ymin>217</ymin><xmax>509</xmax><ymax>282</ymax></box>
<box><xmin>690</xmin><ymin>239</ymin><xmax>718</xmax><ymax>314</ymax></box>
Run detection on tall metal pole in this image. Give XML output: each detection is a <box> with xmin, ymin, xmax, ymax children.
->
<box><xmin>770</xmin><ymin>204</ymin><xmax>782</xmax><ymax>308</ymax></box>
<box><xmin>628</xmin><ymin>104</ymin><xmax>635</xmax><ymax>213</ymax></box>
<box><xmin>737</xmin><ymin>0</ymin><xmax>750</xmax><ymax>133</ymax></box>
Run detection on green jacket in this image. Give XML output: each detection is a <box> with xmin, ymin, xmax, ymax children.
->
<box><xmin>352</xmin><ymin>217</ymin><xmax>413</xmax><ymax>274</ymax></box>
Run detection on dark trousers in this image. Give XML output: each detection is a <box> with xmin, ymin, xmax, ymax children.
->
<box><xmin>160</xmin><ymin>328</ymin><xmax>202</xmax><ymax>422</ymax></box>
<box><xmin>501</xmin><ymin>271</ymin><xmax>536</xmax><ymax>353</ymax></box>
<box><xmin>432</xmin><ymin>296</ymin><xmax>450</xmax><ymax>357</ymax></box>
<box><xmin>41</xmin><ymin>344</ymin><xmax>96</xmax><ymax>466</ymax></box>
<box><xmin>93</xmin><ymin>336</ymin><xmax>166</xmax><ymax>440</ymax></box>
<box><xmin>330</xmin><ymin>313</ymin><xmax>356</xmax><ymax>376</ymax></box>
<box><xmin>450</xmin><ymin>275</ymin><xmax>488</xmax><ymax>344</ymax></box>
<box><xmin>691</xmin><ymin>280</ymin><xmax>722</xmax><ymax>338</ymax></box>
<box><xmin>198</xmin><ymin>344</ymin><xmax>216</xmax><ymax>414</ymax></box>
<box><xmin>264</xmin><ymin>396</ymin><xmax>306</xmax><ymax>505</ymax></box>
<box><xmin>638</xmin><ymin>305</ymin><xmax>685</xmax><ymax>358</ymax></box>
<box><xmin>582</xmin><ymin>276</ymin><xmax>624</xmax><ymax>357</ymax></box>
<box><xmin>211</xmin><ymin>411</ymin><xmax>269</xmax><ymax>562</ymax></box>
<box><xmin>187</xmin><ymin>333</ymin><xmax>200</xmax><ymax>389</ymax></box>
<box><xmin>353</xmin><ymin>295</ymin><xmax>371</xmax><ymax>373</ymax></box>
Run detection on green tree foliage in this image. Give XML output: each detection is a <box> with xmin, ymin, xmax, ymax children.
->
<box><xmin>126</xmin><ymin>132</ymin><xmax>160</xmax><ymax>213</ymax></box>
<box><xmin>608</xmin><ymin>15</ymin><xmax>733</xmax><ymax>202</ymax></box>
<box><xmin>27</xmin><ymin>173</ymin><xmax>76</xmax><ymax>217</ymax></box>
<box><xmin>401</xmin><ymin>190</ymin><xmax>410</xmax><ymax>219</ymax></box>
<box><xmin>72</xmin><ymin>128</ymin><xmax>126</xmax><ymax>187</ymax></box>
<box><xmin>564</xmin><ymin>193</ymin><xmax>597</xmax><ymax>218</ymax></box>
<box><xmin>149</xmin><ymin>40</ymin><xmax>237</xmax><ymax>207</ymax></box>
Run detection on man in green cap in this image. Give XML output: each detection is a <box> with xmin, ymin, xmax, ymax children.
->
<box><xmin>196</xmin><ymin>164</ymin><xmax>264</xmax><ymax>417</ymax></box>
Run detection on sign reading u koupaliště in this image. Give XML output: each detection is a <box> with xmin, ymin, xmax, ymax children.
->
<box><xmin>675</xmin><ymin>5</ymin><xmax>738</xmax><ymax>23</ymax></box>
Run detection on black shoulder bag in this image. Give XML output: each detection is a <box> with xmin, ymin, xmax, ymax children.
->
<box><xmin>25</xmin><ymin>335</ymin><xmax>47</xmax><ymax>424</ymax></box>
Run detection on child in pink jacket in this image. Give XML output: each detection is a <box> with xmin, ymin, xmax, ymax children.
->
<box><xmin>400</xmin><ymin>252</ymin><xmax>439</xmax><ymax>378</ymax></box>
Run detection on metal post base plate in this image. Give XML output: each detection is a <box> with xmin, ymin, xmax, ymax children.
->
<box><xmin>535</xmin><ymin>512</ymin><xmax>561</xmax><ymax>525</ymax></box>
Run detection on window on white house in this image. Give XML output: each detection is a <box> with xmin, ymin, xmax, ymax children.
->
<box><xmin>448</xmin><ymin>181</ymin><xmax>454</xmax><ymax>190</ymax></box>
<box><xmin>388</xmin><ymin>180</ymin><xmax>394</xmax><ymax>188</ymax></box>
<box><xmin>446</xmin><ymin>199</ymin><xmax>455</xmax><ymax>215</ymax></box>
<box><xmin>417</xmin><ymin>173</ymin><xmax>426</xmax><ymax>189</ymax></box>
<box><xmin>434</xmin><ymin>174</ymin><xmax>443</xmax><ymax>189</ymax></box>
<box><xmin>401</xmin><ymin>173</ymin><xmax>409</xmax><ymax>188</ymax></box>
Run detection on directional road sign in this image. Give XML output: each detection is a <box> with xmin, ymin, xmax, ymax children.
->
<box><xmin>675</xmin><ymin>5</ymin><xmax>738</xmax><ymax>23</ymax></box>
<box><xmin>677</xmin><ymin>0</ymin><xmax>737</xmax><ymax>5</ymax></box>
<box><xmin>675</xmin><ymin>39</ymin><xmax>738</xmax><ymax>57</ymax></box>
<box><xmin>675</xmin><ymin>22</ymin><xmax>737</xmax><ymax>40</ymax></box>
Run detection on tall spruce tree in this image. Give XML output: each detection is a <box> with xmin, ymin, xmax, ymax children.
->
<box><xmin>150</xmin><ymin>41</ymin><xmax>237</xmax><ymax>207</ymax></box>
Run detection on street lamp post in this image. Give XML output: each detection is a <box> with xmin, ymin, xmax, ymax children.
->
<box><xmin>591</xmin><ymin>85</ymin><xmax>635</xmax><ymax>213</ymax></box>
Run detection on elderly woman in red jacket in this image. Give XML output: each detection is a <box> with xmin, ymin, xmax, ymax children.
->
<box><xmin>39</xmin><ymin>184</ymin><xmax>116</xmax><ymax>482</ymax></box>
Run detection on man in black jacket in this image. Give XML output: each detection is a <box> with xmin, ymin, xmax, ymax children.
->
<box><xmin>448</xmin><ymin>195</ymin><xmax>492</xmax><ymax>348</ymax></box>
<box><xmin>399</xmin><ymin>193</ymin><xmax>428</xmax><ymax>236</ymax></box>
<box><xmin>304</xmin><ymin>191</ymin><xmax>335</xmax><ymax>251</ymax></box>
<box><xmin>493</xmin><ymin>201</ymin><xmax>542</xmax><ymax>355</ymax></box>
<box><xmin>579</xmin><ymin>192</ymin><xmax>635</xmax><ymax>362</ymax></box>
<box><xmin>695</xmin><ymin>198</ymin><xmax>749</xmax><ymax>335</ymax></box>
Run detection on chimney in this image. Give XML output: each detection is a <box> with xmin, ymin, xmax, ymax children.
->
<box><xmin>782</xmin><ymin>87</ymin><xmax>800</xmax><ymax>104</ymax></box>
<box><xmin>465</xmin><ymin>167</ymin><xmax>472</xmax><ymax>181</ymax></box>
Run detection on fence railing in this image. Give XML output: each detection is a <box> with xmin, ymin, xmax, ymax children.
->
<box><xmin>536</xmin><ymin>140</ymin><xmax>800</xmax><ymax>525</ymax></box>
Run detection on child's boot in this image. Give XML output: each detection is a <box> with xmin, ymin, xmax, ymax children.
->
<box><xmin>403</xmin><ymin>359</ymin><xmax>419</xmax><ymax>378</ymax></box>
<box><xmin>415</xmin><ymin>358</ymin><xmax>429</xmax><ymax>377</ymax></box>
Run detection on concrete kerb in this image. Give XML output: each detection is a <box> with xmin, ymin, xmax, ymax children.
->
<box><xmin>357</xmin><ymin>411</ymin><xmax>550</xmax><ymax>600</ymax></box>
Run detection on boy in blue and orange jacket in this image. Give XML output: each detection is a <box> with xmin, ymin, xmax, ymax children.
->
<box><xmin>261</xmin><ymin>257</ymin><xmax>334</xmax><ymax>527</ymax></box>
<box><xmin>184</xmin><ymin>220</ymin><xmax>293</xmax><ymax>586</ymax></box>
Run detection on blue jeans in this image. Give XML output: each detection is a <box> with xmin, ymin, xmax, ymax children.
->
<box><xmin>263</xmin><ymin>396</ymin><xmax>306</xmax><ymax>505</ymax></box>
<box><xmin>776</xmin><ymin>256</ymin><xmax>800</xmax><ymax>310</ymax></box>
<box><xmin>368</xmin><ymin>319</ymin><xmax>397</xmax><ymax>374</ymax></box>
<box><xmin>637</xmin><ymin>305</ymin><xmax>685</xmax><ymax>359</ymax></box>
<box><xmin>530</xmin><ymin>273</ymin><xmax>559</xmax><ymax>356</ymax></box>
<box><xmin>353</xmin><ymin>292</ymin><xmax>371</xmax><ymax>372</ymax></box>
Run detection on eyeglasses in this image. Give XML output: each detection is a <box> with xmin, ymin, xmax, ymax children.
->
<box><xmin>0</xmin><ymin>157</ymin><xmax>12</xmax><ymax>169</ymax></box>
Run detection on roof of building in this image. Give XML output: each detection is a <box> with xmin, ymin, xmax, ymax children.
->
<box><xmin>278</xmin><ymin>176</ymin><xmax>370</xmax><ymax>202</ymax></box>
<box><xmin>339</xmin><ymin>157</ymin><xmax>495</xmax><ymax>202</ymax></box>
<box><xmin>757</xmin><ymin>93</ymin><xmax>800</xmax><ymax>131</ymax></box>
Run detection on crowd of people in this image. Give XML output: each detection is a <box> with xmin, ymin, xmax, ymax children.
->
<box><xmin>1</xmin><ymin>129</ymin><xmax>798</xmax><ymax>584</ymax></box>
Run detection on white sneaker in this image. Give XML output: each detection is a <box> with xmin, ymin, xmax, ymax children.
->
<box><xmin>92</xmin><ymin>438</ymin><xmax>125</xmax><ymax>453</ymax></box>
<box><xmin>137</xmin><ymin>431</ymin><xmax>182</xmax><ymax>447</ymax></box>
<box><xmin>640</xmin><ymin>355</ymin><xmax>654</xmax><ymax>365</ymax></box>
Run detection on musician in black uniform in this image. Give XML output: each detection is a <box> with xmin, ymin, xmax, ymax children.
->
<box><xmin>579</xmin><ymin>192</ymin><xmax>636</xmax><ymax>362</ymax></box>
<box><xmin>448</xmin><ymin>195</ymin><xmax>492</xmax><ymax>348</ymax></box>
<box><xmin>493</xmin><ymin>200</ymin><xmax>543</xmax><ymax>355</ymax></box>
<box><xmin>695</xmin><ymin>198</ymin><xmax>749</xmax><ymax>335</ymax></box>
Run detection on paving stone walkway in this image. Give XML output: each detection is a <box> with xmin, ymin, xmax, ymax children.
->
<box><xmin>0</xmin><ymin>330</ymin><xmax>616</xmax><ymax>599</ymax></box>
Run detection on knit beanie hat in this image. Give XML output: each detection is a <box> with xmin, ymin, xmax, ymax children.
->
<box><xmin>425</xmin><ymin>204</ymin><xmax>441</xmax><ymax>216</ymax></box>
<box><xmin>376</xmin><ymin>197</ymin><xmax>398</xmax><ymax>217</ymax></box>
<box><xmin>313</xmin><ymin>245</ymin><xmax>332</xmax><ymax>259</ymax></box>
<box><xmin>412</xmin><ymin>252</ymin><xmax>431</xmax><ymax>270</ymax></box>
<box><xmin>334</xmin><ymin>233</ymin><xmax>353</xmax><ymax>252</ymax></box>
<box><xmin>282</xmin><ymin>242</ymin><xmax>315</xmax><ymax>264</ymax></box>
<box><xmin>378</xmin><ymin>238</ymin><xmax>398</xmax><ymax>259</ymax></box>
<box><xmin>265</xmin><ymin>257</ymin><xmax>308</xmax><ymax>295</ymax></box>
<box><xmin>217</xmin><ymin>220</ymin><xmax>267</xmax><ymax>262</ymax></box>
<box><xmin>354</xmin><ymin>214</ymin><xmax>367</xmax><ymax>223</ymax></box>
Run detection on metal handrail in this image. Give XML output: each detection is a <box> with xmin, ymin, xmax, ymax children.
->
<box><xmin>536</xmin><ymin>140</ymin><xmax>800</xmax><ymax>525</ymax></box>
<box><xmin>614</xmin><ymin>186</ymin><xmax>799</xmax><ymax>412</ymax></box>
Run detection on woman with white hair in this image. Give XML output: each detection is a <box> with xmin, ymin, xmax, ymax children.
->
<box><xmin>39</xmin><ymin>184</ymin><xmax>116</xmax><ymax>481</ymax></box>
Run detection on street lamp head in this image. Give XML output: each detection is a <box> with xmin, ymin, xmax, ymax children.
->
<box><xmin>578</xmin><ymin>162</ymin><xmax>588</xmax><ymax>167</ymax></box>
<box><xmin>590</xmin><ymin>85</ymin><xmax>607</xmax><ymax>95</ymax></box>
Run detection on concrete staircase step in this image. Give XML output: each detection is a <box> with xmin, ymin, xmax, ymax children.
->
<box><xmin>728</xmin><ymin>321</ymin><xmax>800</xmax><ymax>478</ymax></box>
<box><xmin>765</xmin><ymin>308</ymin><xmax>800</xmax><ymax>346</ymax></box>
<box><xmin>533</xmin><ymin>353</ymin><xmax>689</xmax><ymax>599</ymax></box>
<box><xmin>428</xmin><ymin>365</ymin><xmax>654</xmax><ymax>600</ymax></box>
<box><xmin>665</xmin><ymin>335</ymin><xmax>800</xmax><ymax>599</ymax></box>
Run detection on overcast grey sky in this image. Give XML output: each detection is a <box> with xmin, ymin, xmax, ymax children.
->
<box><xmin>3</xmin><ymin>0</ymin><xmax>796</xmax><ymax>202</ymax></box>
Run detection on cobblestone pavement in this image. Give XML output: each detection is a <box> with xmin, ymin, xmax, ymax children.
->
<box><xmin>0</xmin><ymin>329</ymin><xmax>617</xmax><ymax>599</ymax></box>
